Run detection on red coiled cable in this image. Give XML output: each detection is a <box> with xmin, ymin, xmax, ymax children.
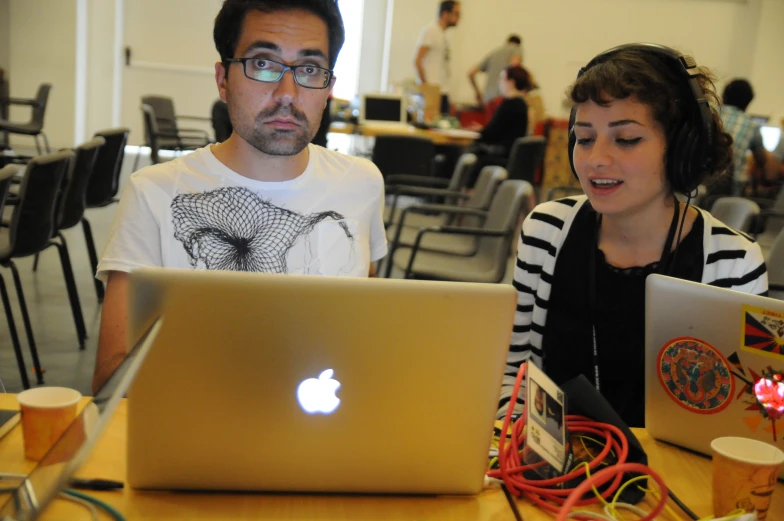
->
<box><xmin>488</xmin><ymin>362</ymin><xmax>669</xmax><ymax>520</ymax></box>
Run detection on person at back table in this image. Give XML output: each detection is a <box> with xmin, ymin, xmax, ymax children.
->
<box><xmin>467</xmin><ymin>35</ymin><xmax>523</xmax><ymax>107</ymax></box>
<box><xmin>500</xmin><ymin>44</ymin><xmax>768</xmax><ymax>427</ymax></box>
<box><xmin>466</xmin><ymin>65</ymin><xmax>532</xmax><ymax>186</ymax></box>
<box><xmin>92</xmin><ymin>0</ymin><xmax>388</xmax><ymax>393</ymax></box>
<box><xmin>413</xmin><ymin>1</ymin><xmax>461</xmax><ymax>115</ymax></box>
<box><xmin>716</xmin><ymin>79</ymin><xmax>773</xmax><ymax>196</ymax></box>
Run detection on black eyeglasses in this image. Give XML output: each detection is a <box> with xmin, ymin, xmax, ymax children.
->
<box><xmin>226</xmin><ymin>58</ymin><xmax>334</xmax><ymax>89</ymax></box>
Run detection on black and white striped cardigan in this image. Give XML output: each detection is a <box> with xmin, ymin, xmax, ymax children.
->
<box><xmin>499</xmin><ymin>196</ymin><xmax>768</xmax><ymax>418</ymax></box>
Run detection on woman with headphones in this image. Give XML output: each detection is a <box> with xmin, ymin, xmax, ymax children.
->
<box><xmin>501</xmin><ymin>44</ymin><xmax>768</xmax><ymax>427</ymax></box>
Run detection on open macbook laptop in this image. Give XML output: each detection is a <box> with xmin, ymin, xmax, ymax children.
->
<box><xmin>645</xmin><ymin>275</ymin><xmax>784</xmax><ymax>477</ymax></box>
<box><xmin>0</xmin><ymin>319</ymin><xmax>162</xmax><ymax>521</ymax></box>
<box><xmin>125</xmin><ymin>268</ymin><xmax>516</xmax><ymax>494</ymax></box>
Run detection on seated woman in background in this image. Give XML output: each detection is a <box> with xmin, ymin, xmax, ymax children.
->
<box><xmin>466</xmin><ymin>65</ymin><xmax>533</xmax><ymax>186</ymax></box>
<box><xmin>500</xmin><ymin>44</ymin><xmax>768</xmax><ymax>427</ymax></box>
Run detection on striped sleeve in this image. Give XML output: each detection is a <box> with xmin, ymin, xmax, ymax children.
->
<box><xmin>702</xmin><ymin>214</ymin><xmax>768</xmax><ymax>296</ymax></box>
<box><xmin>499</xmin><ymin>197</ymin><xmax>582</xmax><ymax>419</ymax></box>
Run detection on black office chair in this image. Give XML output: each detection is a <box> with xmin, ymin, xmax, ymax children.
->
<box><xmin>211</xmin><ymin>100</ymin><xmax>232</xmax><ymax>143</ymax></box>
<box><xmin>0</xmin><ymin>150</ymin><xmax>74</xmax><ymax>384</ymax></box>
<box><xmin>506</xmin><ymin>136</ymin><xmax>546</xmax><ymax>183</ymax></box>
<box><xmin>0</xmin><ymin>84</ymin><xmax>52</xmax><ymax>154</ymax></box>
<box><xmin>31</xmin><ymin>139</ymin><xmax>105</xmax><ymax>335</ymax></box>
<box><xmin>371</xmin><ymin>135</ymin><xmax>436</xmax><ymax>181</ymax></box>
<box><xmin>134</xmin><ymin>99</ymin><xmax>210</xmax><ymax>170</ymax></box>
<box><xmin>83</xmin><ymin>128</ymin><xmax>130</xmax><ymax>301</ymax></box>
<box><xmin>0</xmin><ymin>164</ymin><xmax>31</xmax><ymax>388</ymax></box>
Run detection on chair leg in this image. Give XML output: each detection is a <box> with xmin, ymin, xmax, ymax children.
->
<box><xmin>81</xmin><ymin>218</ymin><xmax>104</xmax><ymax>301</ymax></box>
<box><xmin>32</xmin><ymin>253</ymin><xmax>40</xmax><ymax>272</ymax></box>
<box><xmin>0</xmin><ymin>272</ymin><xmax>30</xmax><ymax>389</ymax></box>
<box><xmin>41</xmin><ymin>132</ymin><xmax>51</xmax><ymax>153</ymax></box>
<box><xmin>6</xmin><ymin>261</ymin><xmax>44</xmax><ymax>384</ymax></box>
<box><xmin>132</xmin><ymin>145</ymin><xmax>146</xmax><ymax>171</ymax></box>
<box><xmin>53</xmin><ymin>236</ymin><xmax>87</xmax><ymax>349</ymax></box>
<box><xmin>33</xmin><ymin>134</ymin><xmax>42</xmax><ymax>155</ymax></box>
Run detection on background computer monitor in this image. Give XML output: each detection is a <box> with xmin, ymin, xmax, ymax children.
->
<box><xmin>359</xmin><ymin>93</ymin><xmax>406</xmax><ymax>125</ymax></box>
<box><xmin>749</xmin><ymin>114</ymin><xmax>770</xmax><ymax>126</ymax></box>
<box><xmin>760</xmin><ymin>125</ymin><xmax>782</xmax><ymax>152</ymax></box>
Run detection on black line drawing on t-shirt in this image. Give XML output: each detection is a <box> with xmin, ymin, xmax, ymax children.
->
<box><xmin>171</xmin><ymin>186</ymin><xmax>355</xmax><ymax>273</ymax></box>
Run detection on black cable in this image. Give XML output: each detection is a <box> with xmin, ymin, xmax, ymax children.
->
<box><xmin>668</xmin><ymin>488</ymin><xmax>699</xmax><ymax>520</ymax></box>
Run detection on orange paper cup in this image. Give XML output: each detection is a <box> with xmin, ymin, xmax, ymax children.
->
<box><xmin>711</xmin><ymin>436</ymin><xmax>784</xmax><ymax>520</ymax></box>
<box><xmin>17</xmin><ymin>387</ymin><xmax>81</xmax><ymax>461</ymax></box>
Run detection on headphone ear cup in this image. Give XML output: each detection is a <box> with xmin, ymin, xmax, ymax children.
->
<box><xmin>568</xmin><ymin>107</ymin><xmax>578</xmax><ymax>179</ymax></box>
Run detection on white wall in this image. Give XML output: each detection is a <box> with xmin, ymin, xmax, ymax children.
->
<box><xmin>358</xmin><ymin>0</ymin><xmax>388</xmax><ymax>95</ymax></box>
<box><xmin>9</xmin><ymin>0</ymin><xmax>78</xmax><ymax>149</ymax></box>
<box><xmin>748</xmin><ymin>0</ymin><xmax>784</xmax><ymax>123</ymax></box>
<box><xmin>0</xmin><ymin>0</ymin><xmax>9</xmax><ymax>74</ymax></box>
<box><xmin>385</xmin><ymin>0</ymin><xmax>779</xmax><ymax>119</ymax></box>
<box><xmin>85</xmin><ymin>0</ymin><xmax>118</xmax><ymax>139</ymax></box>
<box><xmin>121</xmin><ymin>0</ymin><xmax>221</xmax><ymax>145</ymax></box>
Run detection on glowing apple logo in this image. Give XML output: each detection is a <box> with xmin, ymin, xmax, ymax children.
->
<box><xmin>297</xmin><ymin>369</ymin><xmax>341</xmax><ymax>414</ymax></box>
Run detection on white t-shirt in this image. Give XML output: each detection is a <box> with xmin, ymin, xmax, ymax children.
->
<box><xmin>97</xmin><ymin>144</ymin><xmax>387</xmax><ymax>281</ymax></box>
<box><xmin>414</xmin><ymin>22</ymin><xmax>450</xmax><ymax>92</ymax></box>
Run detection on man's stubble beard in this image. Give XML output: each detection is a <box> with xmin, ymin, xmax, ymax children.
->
<box><xmin>230</xmin><ymin>98</ymin><xmax>317</xmax><ymax>156</ymax></box>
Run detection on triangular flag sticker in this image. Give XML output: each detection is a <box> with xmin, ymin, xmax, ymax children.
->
<box><xmin>744</xmin><ymin>416</ymin><xmax>763</xmax><ymax>432</ymax></box>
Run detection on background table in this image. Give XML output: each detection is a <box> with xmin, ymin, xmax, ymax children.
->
<box><xmin>328</xmin><ymin>122</ymin><xmax>479</xmax><ymax>147</ymax></box>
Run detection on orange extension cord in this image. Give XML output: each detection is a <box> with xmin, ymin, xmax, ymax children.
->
<box><xmin>487</xmin><ymin>362</ymin><xmax>669</xmax><ymax>521</ymax></box>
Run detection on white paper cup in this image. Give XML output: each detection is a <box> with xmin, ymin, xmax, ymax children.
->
<box><xmin>711</xmin><ymin>436</ymin><xmax>784</xmax><ymax>520</ymax></box>
<box><xmin>17</xmin><ymin>387</ymin><xmax>82</xmax><ymax>461</ymax></box>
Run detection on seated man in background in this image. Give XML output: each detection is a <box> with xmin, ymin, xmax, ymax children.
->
<box><xmin>717</xmin><ymin>79</ymin><xmax>770</xmax><ymax>195</ymax></box>
<box><xmin>467</xmin><ymin>35</ymin><xmax>522</xmax><ymax>108</ymax></box>
<box><xmin>466</xmin><ymin>65</ymin><xmax>533</xmax><ymax>186</ymax></box>
<box><xmin>92</xmin><ymin>0</ymin><xmax>387</xmax><ymax>393</ymax></box>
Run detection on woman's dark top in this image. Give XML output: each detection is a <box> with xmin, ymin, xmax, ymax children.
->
<box><xmin>541</xmin><ymin>203</ymin><xmax>704</xmax><ymax>427</ymax></box>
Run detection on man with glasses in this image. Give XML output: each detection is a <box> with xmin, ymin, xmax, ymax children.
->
<box><xmin>92</xmin><ymin>0</ymin><xmax>387</xmax><ymax>392</ymax></box>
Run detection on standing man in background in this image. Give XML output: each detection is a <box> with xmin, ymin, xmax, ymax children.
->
<box><xmin>413</xmin><ymin>1</ymin><xmax>461</xmax><ymax>115</ymax></box>
<box><xmin>468</xmin><ymin>35</ymin><xmax>522</xmax><ymax>107</ymax></box>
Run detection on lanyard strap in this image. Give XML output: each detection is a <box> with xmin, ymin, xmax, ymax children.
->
<box><xmin>587</xmin><ymin>202</ymin><xmax>681</xmax><ymax>390</ymax></box>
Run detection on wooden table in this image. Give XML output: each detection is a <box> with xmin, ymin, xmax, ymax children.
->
<box><xmin>328</xmin><ymin>122</ymin><xmax>478</xmax><ymax>147</ymax></box>
<box><xmin>0</xmin><ymin>395</ymin><xmax>515</xmax><ymax>521</ymax></box>
<box><xmin>511</xmin><ymin>428</ymin><xmax>784</xmax><ymax>520</ymax></box>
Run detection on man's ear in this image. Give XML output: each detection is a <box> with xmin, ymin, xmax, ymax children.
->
<box><xmin>215</xmin><ymin>62</ymin><xmax>229</xmax><ymax>103</ymax></box>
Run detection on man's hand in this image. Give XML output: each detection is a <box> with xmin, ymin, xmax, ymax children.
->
<box><xmin>92</xmin><ymin>271</ymin><xmax>129</xmax><ymax>394</ymax></box>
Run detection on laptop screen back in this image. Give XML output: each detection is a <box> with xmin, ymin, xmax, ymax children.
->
<box><xmin>0</xmin><ymin>319</ymin><xmax>162</xmax><ymax>521</ymax></box>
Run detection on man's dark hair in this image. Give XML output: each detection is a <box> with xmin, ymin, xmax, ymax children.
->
<box><xmin>504</xmin><ymin>65</ymin><xmax>533</xmax><ymax>91</ymax></box>
<box><xmin>439</xmin><ymin>1</ymin><xmax>458</xmax><ymax>17</ymax></box>
<box><xmin>508</xmin><ymin>35</ymin><xmax>521</xmax><ymax>45</ymax></box>
<box><xmin>214</xmin><ymin>0</ymin><xmax>345</xmax><ymax>71</ymax></box>
<box><xmin>722</xmin><ymin>79</ymin><xmax>755</xmax><ymax>111</ymax></box>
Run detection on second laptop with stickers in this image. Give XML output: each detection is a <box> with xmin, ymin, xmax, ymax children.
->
<box><xmin>645</xmin><ymin>274</ymin><xmax>784</xmax><ymax>478</ymax></box>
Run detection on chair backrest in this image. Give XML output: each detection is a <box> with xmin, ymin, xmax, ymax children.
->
<box><xmin>6</xmin><ymin>150</ymin><xmax>73</xmax><ymax>258</ymax></box>
<box><xmin>766</xmin><ymin>227</ymin><xmax>784</xmax><ymax>289</ymax></box>
<box><xmin>475</xmin><ymin>179</ymin><xmax>533</xmax><ymax>282</ymax></box>
<box><xmin>371</xmin><ymin>135</ymin><xmax>435</xmax><ymax>179</ymax></box>
<box><xmin>141</xmin><ymin>104</ymin><xmax>161</xmax><ymax>163</ymax></box>
<box><xmin>211</xmin><ymin>100</ymin><xmax>232</xmax><ymax>143</ymax></box>
<box><xmin>142</xmin><ymin>95</ymin><xmax>178</xmax><ymax>135</ymax></box>
<box><xmin>709</xmin><ymin>197</ymin><xmax>761</xmax><ymax>233</ymax></box>
<box><xmin>31</xmin><ymin>84</ymin><xmax>52</xmax><ymax>128</ymax></box>
<box><xmin>0</xmin><ymin>165</ymin><xmax>16</xmax><ymax>216</ymax></box>
<box><xmin>86</xmin><ymin>128</ymin><xmax>130</xmax><ymax>206</ymax></box>
<box><xmin>446</xmin><ymin>153</ymin><xmax>478</xmax><ymax>192</ymax></box>
<box><xmin>506</xmin><ymin>136</ymin><xmax>546</xmax><ymax>184</ymax></box>
<box><xmin>58</xmin><ymin>137</ymin><xmax>105</xmax><ymax>230</ymax></box>
<box><xmin>462</xmin><ymin>166</ymin><xmax>507</xmax><ymax>228</ymax></box>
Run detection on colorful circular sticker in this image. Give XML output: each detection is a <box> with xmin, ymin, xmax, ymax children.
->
<box><xmin>657</xmin><ymin>337</ymin><xmax>735</xmax><ymax>414</ymax></box>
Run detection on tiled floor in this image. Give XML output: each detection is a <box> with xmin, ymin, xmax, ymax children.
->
<box><xmin>0</xmin><ymin>142</ymin><xmax>517</xmax><ymax>395</ymax></box>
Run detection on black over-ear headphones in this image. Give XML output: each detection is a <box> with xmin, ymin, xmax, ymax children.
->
<box><xmin>568</xmin><ymin>43</ymin><xmax>715</xmax><ymax>194</ymax></box>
